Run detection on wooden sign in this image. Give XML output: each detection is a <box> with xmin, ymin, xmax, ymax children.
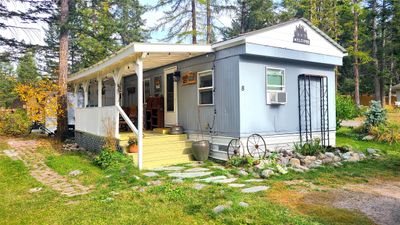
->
<box><xmin>182</xmin><ymin>71</ymin><xmax>197</xmax><ymax>85</ymax></box>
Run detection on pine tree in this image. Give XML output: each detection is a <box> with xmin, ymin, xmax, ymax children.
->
<box><xmin>16</xmin><ymin>51</ymin><xmax>40</xmax><ymax>84</ymax></box>
<box><xmin>0</xmin><ymin>61</ymin><xmax>17</xmax><ymax>108</ymax></box>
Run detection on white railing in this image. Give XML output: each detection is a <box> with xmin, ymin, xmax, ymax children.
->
<box><xmin>75</xmin><ymin>106</ymin><xmax>118</xmax><ymax>137</ymax></box>
<box><xmin>116</xmin><ymin>105</ymin><xmax>139</xmax><ymax>136</ymax></box>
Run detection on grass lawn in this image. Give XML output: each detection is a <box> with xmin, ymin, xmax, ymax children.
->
<box><xmin>0</xmin><ymin>130</ymin><xmax>399</xmax><ymax>225</ymax></box>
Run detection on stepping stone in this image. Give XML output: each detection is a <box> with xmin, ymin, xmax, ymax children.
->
<box><xmin>213</xmin><ymin>205</ymin><xmax>229</xmax><ymax>214</ymax></box>
<box><xmin>168</xmin><ymin>171</ymin><xmax>212</xmax><ymax>178</ymax></box>
<box><xmin>193</xmin><ymin>183</ymin><xmax>207</xmax><ymax>190</ymax></box>
<box><xmin>241</xmin><ymin>186</ymin><xmax>270</xmax><ymax>193</ymax></box>
<box><xmin>185</xmin><ymin>168</ymin><xmax>210</xmax><ymax>172</ymax></box>
<box><xmin>239</xmin><ymin>202</ymin><xmax>249</xmax><ymax>207</ymax></box>
<box><xmin>29</xmin><ymin>187</ymin><xmax>43</xmax><ymax>193</ymax></box>
<box><xmin>69</xmin><ymin>170</ymin><xmax>82</xmax><ymax>176</ymax></box>
<box><xmin>212</xmin><ymin>178</ymin><xmax>237</xmax><ymax>184</ymax></box>
<box><xmin>151</xmin><ymin>166</ymin><xmax>184</xmax><ymax>171</ymax></box>
<box><xmin>228</xmin><ymin>183</ymin><xmax>246</xmax><ymax>188</ymax></box>
<box><xmin>143</xmin><ymin>172</ymin><xmax>159</xmax><ymax>177</ymax></box>
<box><xmin>210</xmin><ymin>165</ymin><xmax>226</xmax><ymax>170</ymax></box>
<box><xmin>147</xmin><ymin>180</ymin><xmax>162</xmax><ymax>186</ymax></box>
<box><xmin>244</xmin><ymin>179</ymin><xmax>264</xmax><ymax>183</ymax></box>
<box><xmin>3</xmin><ymin>150</ymin><xmax>19</xmax><ymax>160</ymax></box>
<box><xmin>198</xmin><ymin>176</ymin><xmax>227</xmax><ymax>183</ymax></box>
<box><xmin>172</xmin><ymin>178</ymin><xmax>184</xmax><ymax>183</ymax></box>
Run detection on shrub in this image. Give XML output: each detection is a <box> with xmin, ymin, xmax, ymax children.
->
<box><xmin>294</xmin><ymin>138</ymin><xmax>326</xmax><ymax>156</ymax></box>
<box><xmin>93</xmin><ymin>148</ymin><xmax>131</xmax><ymax>169</ymax></box>
<box><xmin>336</xmin><ymin>95</ymin><xmax>359</xmax><ymax>128</ymax></box>
<box><xmin>227</xmin><ymin>155</ymin><xmax>255</xmax><ymax>167</ymax></box>
<box><xmin>0</xmin><ymin>109</ymin><xmax>31</xmax><ymax>136</ymax></box>
<box><xmin>363</xmin><ymin>100</ymin><xmax>387</xmax><ymax>129</ymax></box>
<box><xmin>369</xmin><ymin>123</ymin><xmax>400</xmax><ymax>144</ymax></box>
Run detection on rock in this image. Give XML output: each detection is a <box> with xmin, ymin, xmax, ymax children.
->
<box><xmin>213</xmin><ymin>205</ymin><xmax>228</xmax><ymax>214</ymax></box>
<box><xmin>228</xmin><ymin>183</ymin><xmax>246</xmax><ymax>188</ymax></box>
<box><xmin>241</xmin><ymin>186</ymin><xmax>270</xmax><ymax>193</ymax></box>
<box><xmin>278</xmin><ymin>157</ymin><xmax>290</xmax><ymax>166</ymax></box>
<box><xmin>295</xmin><ymin>152</ymin><xmax>305</xmax><ymax>159</ymax></box>
<box><xmin>239</xmin><ymin>202</ymin><xmax>249</xmax><ymax>207</ymax></box>
<box><xmin>347</xmin><ymin>152</ymin><xmax>360</xmax><ymax>162</ymax></box>
<box><xmin>29</xmin><ymin>187</ymin><xmax>42</xmax><ymax>193</ymax></box>
<box><xmin>147</xmin><ymin>180</ymin><xmax>162</xmax><ymax>186</ymax></box>
<box><xmin>276</xmin><ymin>164</ymin><xmax>288</xmax><ymax>174</ymax></box>
<box><xmin>244</xmin><ymin>179</ymin><xmax>264</xmax><ymax>183</ymax></box>
<box><xmin>172</xmin><ymin>178</ymin><xmax>184</xmax><ymax>183</ymax></box>
<box><xmin>193</xmin><ymin>183</ymin><xmax>206</xmax><ymax>190</ymax></box>
<box><xmin>143</xmin><ymin>172</ymin><xmax>159</xmax><ymax>177</ymax></box>
<box><xmin>325</xmin><ymin>152</ymin><xmax>335</xmax><ymax>158</ymax></box>
<box><xmin>260</xmin><ymin>169</ymin><xmax>275</xmax><ymax>178</ymax></box>
<box><xmin>110</xmin><ymin>191</ymin><xmax>119</xmax><ymax>196</ymax></box>
<box><xmin>291</xmin><ymin>168</ymin><xmax>305</xmax><ymax>173</ymax></box>
<box><xmin>333</xmin><ymin>156</ymin><xmax>342</xmax><ymax>162</ymax></box>
<box><xmin>212</xmin><ymin>178</ymin><xmax>237</xmax><ymax>184</ymax></box>
<box><xmin>168</xmin><ymin>171</ymin><xmax>212</xmax><ymax>178</ymax></box>
<box><xmin>309</xmin><ymin>160</ymin><xmax>323</xmax><ymax>168</ymax></box>
<box><xmin>282</xmin><ymin>149</ymin><xmax>293</xmax><ymax>157</ymax></box>
<box><xmin>184</xmin><ymin>168</ymin><xmax>210</xmax><ymax>172</ymax></box>
<box><xmin>152</xmin><ymin>166</ymin><xmax>184</xmax><ymax>171</ymax></box>
<box><xmin>198</xmin><ymin>176</ymin><xmax>227</xmax><ymax>183</ymax></box>
<box><xmin>341</xmin><ymin>152</ymin><xmax>352</xmax><ymax>160</ymax></box>
<box><xmin>69</xmin><ymin>170</ymin><xmax>82</xmax><ymax>177</ymax></box>
<box><xmin>359</xmin><ymin>153</ymin><xmax>366</xmax><ymax>160</ymax></box>
<box><xmin>210</xmin><ymin>165</ymin><xmax>226</xmax><ymax>170</ymax></box>
<box><xmin>289</xmin><ymin>158</ymin><xmax>301</xmax><ymax>167</ymax></box>
<box><xmin>304</xmin><ymin>156</ymin><xmax>317</xmax><ymax>166</ymax></box>
<box><xmin>322</xmin><ymin>157</ymin><xmax>334</xmax><ymax>164</ymax></box>
<box><xmin>238</xmin><ymin>169</ymin><xmax>249</xmax><ymax>176</ymax></box>
<box><xmin>101</xmin><ymin>197</ymin><xmax>114</xmax><ymax>203</ymax></box>
<box><xmin>317</xmin><ymin>152</ymin><xmax>326</xmax><ymax>160</ymax></box>
<box><xmin>362</xmin><ymin>135</ymin><xmax>375</xmax><ymax>141</ymax></box>
<box><xmin>367</xmin><ymin>148</ymin><xmax>378</xmax><ymax>155</ymax></box>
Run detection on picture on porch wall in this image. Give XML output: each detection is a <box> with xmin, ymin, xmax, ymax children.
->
<box><xmin>182</xmin><ymin>71</ymin><xmax>197</xmax><ymax>86</ymax></box>
<box><xmin>154</xmin><ymin>76</ymin><xmax>161</xmax><ymax>95</ymax></box>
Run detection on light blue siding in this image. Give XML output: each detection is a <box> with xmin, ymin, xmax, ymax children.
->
<box><xmin>239</xmin><ymin>55</ymin><xmax>336</xmax><ymax>136</ymax></box>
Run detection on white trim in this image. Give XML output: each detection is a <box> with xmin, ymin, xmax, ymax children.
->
<box><xmin>265</xmin><ymin>66</ymin><xmax>286</xmax><ymax>93</ymax></box>
<box><xmin>197</xmin><ymin>70</ymin><xmax>214</xmax><ymax>106</ymax></box>
<box><xmin>163</xmin><ymin>66</ymin><xmax>178</xmax><ymax>126</ymax></box>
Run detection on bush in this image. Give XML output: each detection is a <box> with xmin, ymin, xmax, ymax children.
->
<box><xmin>294</xmin><ymin>138</ymin><xmax>326</xmax><ymax>156</ymax></box>
<box><xmin>227</xmin><ymin>155</ymin><xmax>255</xmax><ymax>167</ymax></box>
<box><xmin>93</xmin><ymin>148</ymin><xmax>131</xmax><ymax>169</ymax></box>
<box><xmin>336</xmin><ymin>95</ymin><xmax>359</xmax><ymax>127</ymax></box>
<box><xmin>0</xmin><ymin>109</ymin><xmax>31</xmax><ymax>136</ymax></box>
<box><xmin>369</xmin><ymin>123</ymin><xmax>400</xmax><ymax>144</ymax></box>
<box><xmin>363</xmin><ymin>100</ymin><xmax>387</xmax><ymax>129</ymax></box>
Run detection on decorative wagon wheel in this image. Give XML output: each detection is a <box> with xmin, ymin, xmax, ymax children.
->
<box><xmin>246</xmin><ymin>134</ymin><xmax>267</xmax><ymax>159</ymax></box>
<box><xmin>227</xmin><ymin>138</ymin><xmax>244</xmax><ymax>160</ymax></box>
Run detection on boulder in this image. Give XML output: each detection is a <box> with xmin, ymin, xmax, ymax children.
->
<box><xmin>362</xmin><ymin>135</ymin><xmax>375</xmax><ymax>141</ymax></box>
<box><xmin>238</xmin><ymin>169</ymin><xmax>249</xmax><ymax>177</ymax></box>
<box><xmin>347</xmin><ymin>152</ymin><xmax>360</xmax><ymax>162</ymax></box>
<box><xmin>341</xmin><ymin>152</ymin><xmax>352</xmax><ymax>160</ymax></box>
<box><xmin>69</xmin><ymin>170</ymin><xmax>82</xmax><ymax>177</ymax></box>
<box><xmin>309</xmin><ymin>160</ymin><xmax>323</xmax><ymax>168</ymax></box>
<box><xmin>289</xmin><ymin>158</ymin><xmax>301</xmax><ymax>167</ymax></box>
<box><xmin>325</xmin><ymin>152</ymin><xmax>335</xmax><ymax>158</ymax></box>
<box><xmin>239</xmin><ymin>202</ymin><xmax>249</xmax><ymax>207</ymax></box>
<box><xmin>333</xmin><ymin>156</ymin><xmax>342</xmax><ymax>163</ymax></box>
<box><xmin>322</xmin><ymin>157</ymin><xmax>334</xmax><ymax>164</ymax></box>
<box><xmin>304</xmin><ymin>156</ymin><xmax>317</xmax><ymax>166</ymax></box>
<box><xmin>367</xmin><ymin>148</ymin><xmax>378</xmax><ymax>155</ymax></box>
<box><xmin>213</xmin><ymin>205</ymin><xmax>228</xmax><ymax>214</ymax></box>
<box><xmin>278</xmin><ymin>157</ymin><xmax>290</xmax><ymax>166</ymax></box>
<box><xmin>260</xmin><ymin>169</ymin><xmax>275</xmax><ymax>178</ymax></box>
<box><xmin>276</xmin><ymin>164</ymin><xmax>288</xmax><ymax>174</ymax></box>
<box><xmin>295</xmin><ymin>152</ymin><xmax>305</xmax><ymax>159</ymax></box>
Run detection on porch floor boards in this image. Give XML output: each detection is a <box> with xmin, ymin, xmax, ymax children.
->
<box><xmin>119</xmin><ymin>131</ymin><xmax>194</xmax><ymax>169</ymax></box>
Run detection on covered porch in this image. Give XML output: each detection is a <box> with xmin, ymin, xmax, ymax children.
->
<box><xmin>68</xmin><ymin>43</ymin><xmax>212</xmax><ymax>169</ymax></box>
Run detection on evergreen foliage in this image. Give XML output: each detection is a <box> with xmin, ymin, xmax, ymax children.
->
<box><xmin>16</xmin><ymin>51</ymin><xmax>40</xmax><ymax>84</ymax></box>
<box><xmin>364</xmin><ymin>100</ymin><xmax>387</xmax><ymax>128</ymax></box>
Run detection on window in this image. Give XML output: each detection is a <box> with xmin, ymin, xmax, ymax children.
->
<box><xmin>144</xmin><ymin>79</ymin><xmax>150</xmax><ymax>101</ymax></box>
<box><xmin>198</xmin><ymin>70</ymin><xmax>214</xmax><ymax>105</ymax></box>
<box><xmin>266</xmin><ymin>67</ymin><xmax>285</xmax><ymax>92</ymax></box>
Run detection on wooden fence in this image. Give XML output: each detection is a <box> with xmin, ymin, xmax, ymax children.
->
<box><xmin>360</xmin><ymin>95</ymin><xmax>397</xmax><ymax>106</ymax></box>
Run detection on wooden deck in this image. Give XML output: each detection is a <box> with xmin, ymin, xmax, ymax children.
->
<box><xmin>119</xmin><ymin>131</ymin><xmax>193</xmax><ymax>169</ymax></box>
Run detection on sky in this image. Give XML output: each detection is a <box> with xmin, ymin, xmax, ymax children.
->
<box><xmin>1</xmin><ymin>0</ymin><xmax>280</xmax><ymax>46</ymax></box>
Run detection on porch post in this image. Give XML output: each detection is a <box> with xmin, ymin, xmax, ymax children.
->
<box><xmin>135</xmin><ymin>57</ymin><xmax>144</xmax><ymax>170</ymax></box>
<box><xmin>73</xmin><ymin>83</ymin><xmax>79</xmax><ymax>108</ymax></box>
<box><xmin>82</xmin><ymin>81</ymin><xmax>89</xmax><ymax>108</ymax></box>
<box><xmin>113</xmin><ymin>69</ymin><xmax>123</xmax><ymax>139</ymax></box>
<box><xmin>97</xmin><ymin>77</ymin><xmax>102</xmax><ymax>107</ymax></box>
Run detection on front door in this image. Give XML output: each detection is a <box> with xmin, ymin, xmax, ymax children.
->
<box><xmin>164</xmin><ymin>67</ymin><xmax>178</xmax><ymax>126</ymax></box>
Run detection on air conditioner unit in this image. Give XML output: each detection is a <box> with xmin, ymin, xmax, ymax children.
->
<box><xmin>266</xmin><ymin>92</ymin><xmax>287</xmax><ymax>105</ymax></box>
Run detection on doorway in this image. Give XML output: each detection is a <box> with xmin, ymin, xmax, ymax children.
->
<box><xmin>164</xmin><ymin>66</ymin><xmax>178</xmax><ymax>126</ymax></box>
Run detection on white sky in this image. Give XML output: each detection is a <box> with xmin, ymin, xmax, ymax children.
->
<box><xmin>0</xmin><ymin>0</ymin><xmax>234</xmax><ymax>46</ymax></box>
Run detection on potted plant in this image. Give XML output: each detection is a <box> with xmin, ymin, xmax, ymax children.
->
<box><xmin>128</xmin><ymin>136</ymin><xmax>138</xmax><ymax>153</ymax></box>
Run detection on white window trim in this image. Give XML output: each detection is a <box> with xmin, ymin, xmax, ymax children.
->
<box><xmin>197</xmin><ymin>70</ymin><xmax>214</xmax><ymax>106</ymax></box>
<box><xmin>266</xmin><ymin>67</ymin><xmax>286</xmax><ymax>93</ymax></box>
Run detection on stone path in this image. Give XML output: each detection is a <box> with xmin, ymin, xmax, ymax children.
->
<box><xmin>5</xmin><ymin>140</ymin><xmax>92</xmax><ymax>197</ymax></box>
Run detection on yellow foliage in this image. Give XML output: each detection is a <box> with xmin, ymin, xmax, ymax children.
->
<box><xmin>15</xmin><ymin>79</ymin><xmax>62</xmax><ymax>124</ymax></box>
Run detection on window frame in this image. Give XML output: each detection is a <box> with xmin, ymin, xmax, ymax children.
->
<box><xmin>266</xmin><ymin>67</ymin><xmax>286</xmax><ymax>93</ymax></box>
<box><xmin>197</xmin><ymin>70</ymin><xmax>214</xmax><ymax>106</ymax></box>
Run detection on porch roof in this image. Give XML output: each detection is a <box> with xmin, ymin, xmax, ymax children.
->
<box><xmin>67</xmin><ymin>42</ymin><xmax>213</xmax><ymax>83</ymax></box>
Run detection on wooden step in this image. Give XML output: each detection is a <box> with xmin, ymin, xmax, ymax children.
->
<box><xmin>128</xmin><ymin>153</ymin><xmax>193</xmax><ymax>169</ymax></box>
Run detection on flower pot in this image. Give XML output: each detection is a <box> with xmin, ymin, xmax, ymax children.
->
<box><xmin>192</xmin><ymin>140</ymin><xmax>210</xmax><ymax>161</ymax></box>
<box><xmin>128</xmin><ymin>144</ymin><xmax>138</xmax><ymax>153</ymax></box>
<box><xmin>170</xmin><ymin>125</ymin><xmax>184</xmax><ymax>135</ymax></box>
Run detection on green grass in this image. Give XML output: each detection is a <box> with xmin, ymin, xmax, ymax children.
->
<box><xmin>2</xmin><ymin>130</ymin><xmax>399</xmax><ymax>224</ymax></box>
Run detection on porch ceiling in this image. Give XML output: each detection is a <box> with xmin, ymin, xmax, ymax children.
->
<box><xmin>68</xmin><ymin>43</ymin><xmax>213</xmax><ymax>83</ymax></box>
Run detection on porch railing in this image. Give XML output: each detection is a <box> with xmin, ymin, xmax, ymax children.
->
<box><xmin>116</xmin><ymin>105</ymin><xmax>139</xmax><ymax>136</ymax></box>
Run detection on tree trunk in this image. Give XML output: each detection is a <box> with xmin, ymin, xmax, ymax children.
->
<box><xmin>380</xmin><ymin>0</ymin><xmax>387</xmax><ymax>105</ymax></box>
<box><xmin>57</xmin><ymin>0</ymin><xmax>69</xmax><ymax>140</ymax></box>
<box><xmin>372</xmin><ymin>0</ymin><xmax>381</xmax><ymax>101</ymax></box>
<box><xmin>191</xmin><ymin>0</ymin><xmax>197</xmax><ymax>44</ymax></box>
<box><xmin>353</xmin><ymin>0</ymin><xmax>360</xmax><ymax>107</ymax></box>
<box><xmin>240</xmin><ymin>1</ymin><xmax>246</xmax><ymax>34</ymax></box>
<box><xmin>206</xmin><ymin>0</ymin><xmax>212</xmax><ymax>44</ymax></box>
